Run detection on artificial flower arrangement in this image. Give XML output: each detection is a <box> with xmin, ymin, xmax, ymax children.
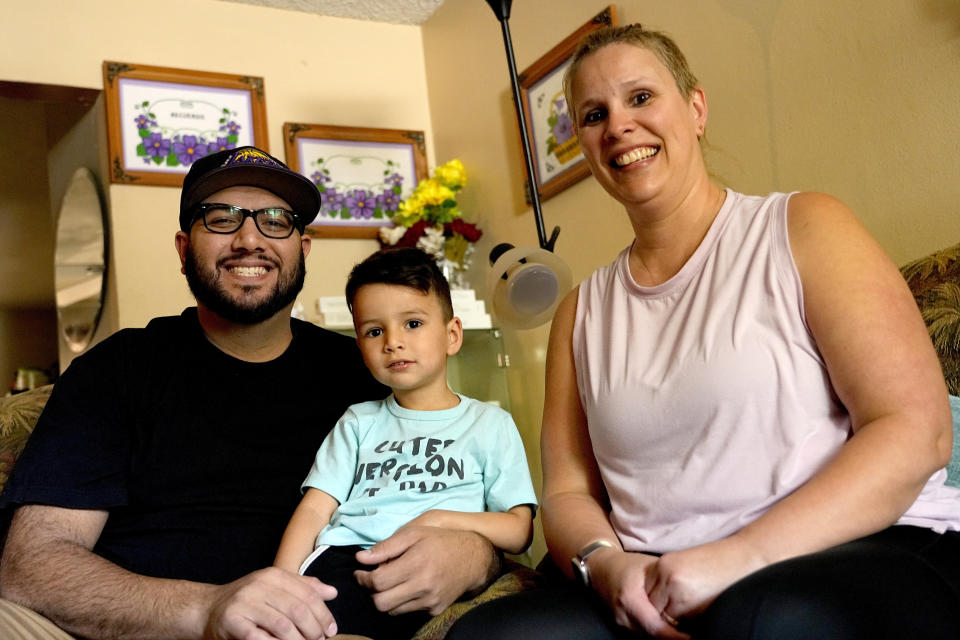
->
<box><xmin>378</xmin><ymin>159</ymin><xmax>482</xmax><ymax>282</ymax></box>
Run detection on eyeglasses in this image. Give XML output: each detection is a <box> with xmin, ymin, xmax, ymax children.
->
<box><xmin>190</xmin><ymin>203</ymin><xmax>302</xmax><ymax>239</ymax></box>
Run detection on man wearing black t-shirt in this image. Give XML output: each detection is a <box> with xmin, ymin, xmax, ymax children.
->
<box><xmin>0</xmin><ymin>147</ymin><xmax>500</xmax><ymax>639</ymax></box>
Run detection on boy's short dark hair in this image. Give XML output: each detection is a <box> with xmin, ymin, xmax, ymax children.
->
<box><xmin>346</xmin><ymin>247</ymin><xmax>454</xmax><ymax>321</ymax></box>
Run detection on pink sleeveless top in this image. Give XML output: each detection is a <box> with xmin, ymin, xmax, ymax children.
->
<box><xmin>573</xmin><ymin>189</ymin><xmax>960</xmax><ymax>553</ymax></box>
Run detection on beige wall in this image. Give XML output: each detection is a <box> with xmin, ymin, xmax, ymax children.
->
<box><xmin>0</xmin><ymin>310</ymin><xmax>59</xmax><ymax>393</ymax></box>
<box><xmin>422</xmin><ymin>0</ymin><xmax>960</xmax><ymax>561</ymax></box>
<box><xmin>0</xmin><ymin>98</ymin><xmax>57</xmax><ymax>391</ymax></box>
<box><xmin>0</xmin><ymin>98</ymin><xmax>55</xmax><ymax>309</ymax></box>
<box><xmin>2</xmin><ymin>0</ymin><xmax>435</xmax><ymax>330</ymax></box>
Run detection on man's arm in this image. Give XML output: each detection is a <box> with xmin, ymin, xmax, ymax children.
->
<box><xmin>353</xmin><ymin>526</ymin><xmax>501</xmax><ymax>616</ymax></box>
<box><xmin>0</xmin><ymin>505</ymin><xmax>340</xmax><ymax>640</ymax></box>
<box><xmin>403</xmin><ymin>505</ymin><xmax>533</xmax><ymax>555</ymax></box>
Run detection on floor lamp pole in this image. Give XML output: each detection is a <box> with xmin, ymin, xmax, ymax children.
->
<box><xmin>485</xmin><ymin>0</ymin><xmax>560</xmax><ymax>252</ymax></box>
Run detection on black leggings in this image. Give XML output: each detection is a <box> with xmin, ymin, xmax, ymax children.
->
<box><xmin>301</xmin><ymin>545</ymin><xmax>431</xmax><ymax>640</ymax></box>
<box><xmin>446</xmin><ymin>526</ymin><xmax>960</xmax><ymax>640</ymax></box>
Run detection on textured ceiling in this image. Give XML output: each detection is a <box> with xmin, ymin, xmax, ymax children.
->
<box><xmin>216</xmin><ymin>0</ymin><xmax>446</xmax><ymax>25</ymax></box>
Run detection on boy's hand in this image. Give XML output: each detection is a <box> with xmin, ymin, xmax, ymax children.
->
<box><xmin>353</xmin><ymin>525</ymin><xmax>499</xmax><ymax>615</ymax></box>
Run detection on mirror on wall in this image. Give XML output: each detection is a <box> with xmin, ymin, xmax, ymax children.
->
<box><xmin>55</xmin><ymin>167</ymin><xmax>107</xmax><ymax>353</ymax></box>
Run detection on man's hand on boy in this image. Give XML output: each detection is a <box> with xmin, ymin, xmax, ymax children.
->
<box><xmin>202</xmin><ymin>566</ymin><xmax>340</xmax><ymax>639</ymax></box>
<box><xmin>353</xmin><ymin>525</ymin><xmax>500</xmax><ymax>615</ymax></box>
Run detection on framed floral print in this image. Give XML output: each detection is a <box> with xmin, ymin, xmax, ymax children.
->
<box><xmin>283</xmin><ymin>123</ymin><xmax>428</xmax><ymax>239</ymax></box>
<box><xmin>518</xmin><ymin>5</ymin><xmax>617</xmax><ymax>201</ymax></box>
<box><xmin>103</xmin><ymin>61</ymin><xmax>268</xmax><ymax>186</ymax></box>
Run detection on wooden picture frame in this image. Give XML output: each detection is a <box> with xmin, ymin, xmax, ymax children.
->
<box><xmin>103</xmin><ymin>61</ymin><xmax>268</xmax><ymax>187</ymax></box>
<box><xmin>283</xmin><ymin>123</ymin><xmax>428</xmax><ymax>239</ymax></box>
<box><xmin>518</xmin><ymin>5</ymin><xmax>617</xmax><ymax>202</ymax></box>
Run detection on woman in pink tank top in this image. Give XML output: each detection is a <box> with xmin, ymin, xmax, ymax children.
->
<box><xmin>445</xmin><ymin>22</ymin><xmax>960</xmax><ymax>640</ymax></box>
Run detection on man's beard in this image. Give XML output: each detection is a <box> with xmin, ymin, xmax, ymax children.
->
<box><xmin>184</xmin><ymin>244</ymin><xmax>306</xmax><ymax>325</ymax></box>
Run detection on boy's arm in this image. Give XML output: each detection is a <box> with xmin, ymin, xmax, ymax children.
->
<box><xmin>274</xmin><ymin>488</ymin><xmax>339</xmax><ymax>573</ymax></box>
<box><xmin>405</xmin><ymin>505</ymin><xmax>534</xmax><ymax>555</ymax></box>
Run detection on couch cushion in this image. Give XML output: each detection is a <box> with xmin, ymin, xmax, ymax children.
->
<box><xmin>0</xmin><ymin>385</ymin><xmax>54</xmax><ymax>496</ymax></box>
<box><xmin>901</xmin><ymin>242</ymin><xmax>960</xmax><ymax>396</ymax></box>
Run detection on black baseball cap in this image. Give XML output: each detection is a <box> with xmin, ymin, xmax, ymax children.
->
<box><xmin>179</xmin><ymin>146</ymin><xmax>321</xmax><ymax>232</ymax></box>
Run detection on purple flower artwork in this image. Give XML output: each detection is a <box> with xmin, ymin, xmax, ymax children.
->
<box><xmin>308</xmin><ymin>153</ymin><xmax>405</xmax><ymax>223</ymax></box>
<box><xmin>209</xmin><ymin>137</ymin><xmax>235</xmax><ymax>153</ymax></box>
<box><xmin>222</xmin><ymin>120</ymin><xmax>242</xmax><ymax>136</ymax></box>
<box><xmin>544</xmin><ymin>93</ymin><xmax>580</xmax><ymax>164</ymax></box>
<box><xmin>346</xmin><ymin>189</ymin><xmax>376</xmax><ymax>219</ymax></box>
<box><xmin>385</xmin><ymin>172</ymin><xmax>404</xmax><ymax>188</ymax></box>
<box><xmin>321</xmin><ymin>188</ymin><xmax>344</xmax><ymax>213</ymax></box>
<box><xmin>378</xmin><ymin>189</ymin><xmax>400</xmax><ymax>213</ymax></box>
<box><xmin>552</xmin><ymin>112</ymin><xmax>574</xmax><ymax>145</ymax></box>
<box><xmin>132</xmin><ymin>100</ymin><xmax>243</xmax><ymax>168</ymax></box>
<box><xmin>172</xmin><ymin>135</ymin><xmax>209</xmax><ymax>165</ymax></box>
<box><xmin>144</xmin><ymin>133</ymin><xmax>171</xmax><ymax>158</ymax></box>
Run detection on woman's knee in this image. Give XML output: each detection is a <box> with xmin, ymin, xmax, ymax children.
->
<box><xmin>696</xmin><ymin>540</ymin><xmax>960</xmax><ymax>640</ymax></box>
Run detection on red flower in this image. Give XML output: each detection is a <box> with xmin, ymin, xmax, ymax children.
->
<box><xmin>395</xmin><ymin>220</ymin><xmax>429</xmax><ymax>248</ymax></box>
<box><xmin>446</xmin><ymin>218</ymin><xmax>482</xmax><ymax>243</ymax></box>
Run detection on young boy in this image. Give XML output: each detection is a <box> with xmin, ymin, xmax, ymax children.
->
<box><xmin>275</xmin><ymin>247</ymin><xmax>537</xmax><ymax>640</ymax></box>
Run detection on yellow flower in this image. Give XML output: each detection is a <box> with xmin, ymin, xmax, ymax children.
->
<box><xmin>412</xmin><ymin>178</ymin><xmax>456</xmax><ymax>207</ymax></box>
<box><xmin>389</xmin><ymin>159</ymin><xmax>472</xmax><ymax>230</ymax></box>
<box><xmin>395</xmin><ymin>198</ymin><xmax>423</xmax><ymax>226</ymax></box>
<box><xmin>434</xmin><ymin>159</ymin><xmax>466</xmax><ymax>190</ymax></box>
<box><xmin>404</xmin><ymin>192</ymin><xmax>425</xmax><ymax>213</ymax></box>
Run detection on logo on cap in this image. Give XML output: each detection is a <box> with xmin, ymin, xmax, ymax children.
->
<box><xmin>221</xmin><ymin>148</ymin><xmax>281</xmax><ymax>169</ymax></box>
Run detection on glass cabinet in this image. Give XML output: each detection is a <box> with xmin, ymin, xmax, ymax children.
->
<box><xmin>447</xmin><ymin>328</ymin><xmax>511</xmax><ymax>411</ymax></box>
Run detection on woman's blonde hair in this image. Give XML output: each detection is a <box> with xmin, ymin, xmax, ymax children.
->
<box><xmin>563</xmin><ymin>24</ymin><xmax>699</xmax><ymax>121</ymax></box>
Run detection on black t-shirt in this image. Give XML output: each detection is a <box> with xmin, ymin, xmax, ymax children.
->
<box><xmin>1</xmin><ymin>308</ymin><xmax>386</xmax><ymax>584</ymax></box>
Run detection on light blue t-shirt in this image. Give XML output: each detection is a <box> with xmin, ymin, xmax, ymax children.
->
<box><xmin>302</xmin><ymin>393</ymin><xmax>538</xmax><ymax>549</ymax></box>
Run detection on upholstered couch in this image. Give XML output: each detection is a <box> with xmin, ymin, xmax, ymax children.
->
<box><xmin>900</xmin><ymin>241</ymin><xmax>960</xmax><ymax>398</ymax></box>
<box><xmin>0</xmin><ymin>384</ymin><xmax>52</xmax><ymax>497</ymax></box>
<box><xmin>900</xmin><ymin>241</ymin><xmax>960</xmax><ymax>486</ymax></box>
<box><xmin>0</xmin><ymin>241</ymin><xmax>958</xmax><ymax>638</ymax></box>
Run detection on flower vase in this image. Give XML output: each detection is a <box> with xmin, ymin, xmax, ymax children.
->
<box><xmin>438</xmin><ymin>255</ymin><xmax>471</xmax><ymax>291</ymax></box>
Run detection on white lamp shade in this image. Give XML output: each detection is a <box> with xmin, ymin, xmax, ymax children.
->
<box><xmin>487</xmin><ymin>246</ymin><xmax>572</xmax><ymax>329</ymax></box>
